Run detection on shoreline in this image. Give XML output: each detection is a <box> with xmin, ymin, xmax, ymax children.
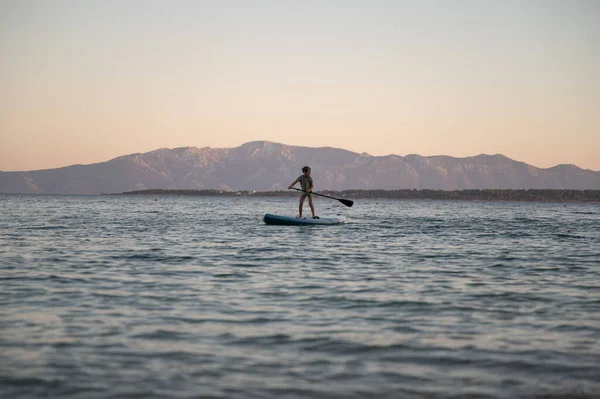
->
<box><xmin>119</xmin><ymin>189</ymin><xmax>600</xmax><ymax>203</ymax></box>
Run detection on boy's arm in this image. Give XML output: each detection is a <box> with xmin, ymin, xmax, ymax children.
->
<box><xmin>288</xmin><ymin>177</ymin><xmax>299</xmax><ymax>189</ymax></box>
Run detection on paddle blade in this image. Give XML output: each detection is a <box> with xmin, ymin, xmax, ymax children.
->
<box><xmin>339</xmin><ymin>199</ymin><xmax>354</xmax><ymax>207</ymax></box>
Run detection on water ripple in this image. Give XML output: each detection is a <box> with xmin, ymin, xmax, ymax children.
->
<box><xmin>1</xmin><ymin>195</ymin><xmax>599</xmax><ymax>398</ymax></box>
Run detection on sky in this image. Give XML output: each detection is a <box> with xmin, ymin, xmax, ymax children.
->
<box><xmin>1</xmin><ymin>0</ymin><xmax>599</xmax><ymax>171</ymax></box>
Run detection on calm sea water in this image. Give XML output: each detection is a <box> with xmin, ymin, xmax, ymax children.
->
<box><xmin>1</xmin><ymin>194</ymin><xmax>599</xmax><ymax>399</ymax></box>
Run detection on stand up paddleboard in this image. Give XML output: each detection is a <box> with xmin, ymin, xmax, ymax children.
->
<box><xmin>263</xmin><ymin>213</ymin><xmax>346</xmax><ymax>226</ymax></box>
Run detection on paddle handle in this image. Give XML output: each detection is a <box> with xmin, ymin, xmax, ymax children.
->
<box><xmin>289</xmin><ymin>187</ymin><xmax>353</xmax><ymax>207</ymax></box>
<box><xmin>290</xmin><ymin>187</ymin><xmax>333</xmax><ymax>200</ymax></box>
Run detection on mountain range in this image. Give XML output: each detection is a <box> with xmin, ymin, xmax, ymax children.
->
<box><xmin>1</xmin><ymin>141</ymin><xmax>599</xmax><ymax>194</ymax></box>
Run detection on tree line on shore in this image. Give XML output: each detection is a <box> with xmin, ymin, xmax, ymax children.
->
<box><xmin>122</xmin><ymin>189</ymin><xmax>600</xmax><ymax>202</ymax></box>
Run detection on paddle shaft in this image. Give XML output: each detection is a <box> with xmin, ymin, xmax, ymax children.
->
<box><xmin>290</xmin><ymin>187</ymin><xmax>353</xmax><ymax>207</ymax></box>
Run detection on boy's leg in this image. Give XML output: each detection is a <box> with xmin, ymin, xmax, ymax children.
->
<box><xmin>298</xmin><ymin>196</ymin><xmax>305</xmax><ymax>218</ymax></box>
<box><xmin>308</xmin><ymin>196</ymin><xmax>315</xmax><ymax>217</ymax></box>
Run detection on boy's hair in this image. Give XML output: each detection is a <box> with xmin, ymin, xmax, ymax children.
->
<box><xmin>302</xmin><ymin>166</ymin><xmax>311</xmax><ymax>173</ymax></box>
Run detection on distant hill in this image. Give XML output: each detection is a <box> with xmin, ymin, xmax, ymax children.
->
<box><xmin>1</xmin><ymin>141</ymin><xmax>599</xmax><ymax>194</ymax></box>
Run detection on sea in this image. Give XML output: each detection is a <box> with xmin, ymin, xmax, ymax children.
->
<box><xmin>1</xmin><ymin>194</ymin><xmax>599</xmax><ymax>399</ymax></box>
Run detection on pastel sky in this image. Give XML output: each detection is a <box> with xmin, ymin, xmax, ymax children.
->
<box><xmin>1</xmin><ymin>0</ymin><xmax>599</xmax><ymax>171</ymax></box>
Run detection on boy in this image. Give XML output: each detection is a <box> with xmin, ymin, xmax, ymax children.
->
<box><xmin>288</xmin><ymin>166</ymin><xmax>318</xmax><ymax>219</ymax></box>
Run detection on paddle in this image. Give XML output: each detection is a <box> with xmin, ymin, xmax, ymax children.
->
<box><xmin>290</xmin><ymin>187</ymin><xmax>354</xmax><ymax>207</ymax></box>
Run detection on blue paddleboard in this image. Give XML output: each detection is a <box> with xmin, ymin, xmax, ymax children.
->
<box><xmin>263</xmin><ymin>213</ymin><xmax>346</xmax><ymax>226</ymax></box>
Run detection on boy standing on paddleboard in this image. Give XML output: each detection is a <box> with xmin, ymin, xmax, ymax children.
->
<box><xmin>289</xmin><ymin>166</ymin><xmax>319</xmax><ymax>219</ymax></box>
